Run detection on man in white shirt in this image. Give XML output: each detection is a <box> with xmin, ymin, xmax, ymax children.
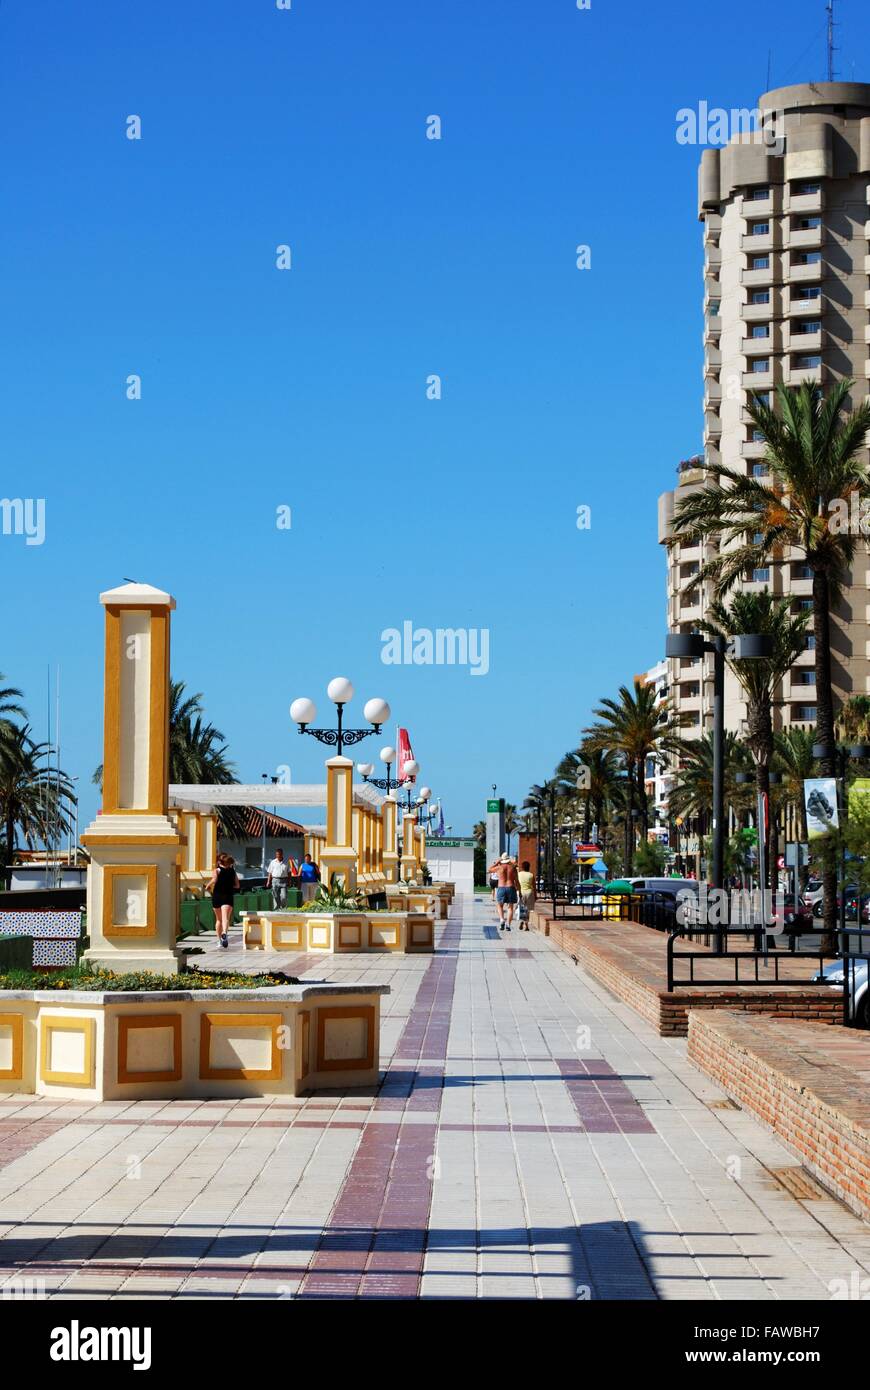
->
<box><xmin>267</xmin><ymin>848</ymin><xmax>291</xmax><ymax>909</ymax></box>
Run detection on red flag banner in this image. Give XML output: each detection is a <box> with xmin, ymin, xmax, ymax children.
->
<box><xmin>397</xmin><ymin>727</ymin><xmax>416</xmax><ymax>784</ymax></box>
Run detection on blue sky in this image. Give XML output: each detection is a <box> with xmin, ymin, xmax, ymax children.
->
<box><xmin>2</xmin><ymin>0</ymin><xmax>867</xmax><ymax>835</ymax></box>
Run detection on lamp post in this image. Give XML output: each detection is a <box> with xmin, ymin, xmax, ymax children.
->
<box><xmin>290</xmin><ymin>680</ymin><xmax>390</xmax><ymax>758</ymax></box>
<box><xmin>530</xmin><ymin>783</ymin><xmax>557</xmax><ymax>913</ymax></box>
<box><xmin>811</xmin><ymin>740</ymin><xmax>870</xmax><ymax>948</ymax></box>
<box><xmin>665</xmin><ymin>631</ymin><xmax>773</xmax><ymax>894</ymax></box>
<box><xmin>358</xmin><ymin>748</ymin><xmax>419</xmax><ymax>801</ymax></box>
<box><xmin>260</xmin><ymin>772</ymin><xmax>277</xmax><ymax>874</ymax></box>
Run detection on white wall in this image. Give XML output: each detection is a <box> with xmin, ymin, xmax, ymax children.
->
<box><xmin>426</xmin><ymin>844</ymin><xmax>475</xmax><ymax>895</ymax></box>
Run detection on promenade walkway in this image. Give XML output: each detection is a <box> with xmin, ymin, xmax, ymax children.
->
<box><xmin>1</xmin><ymin>895</ymin><xmax>869</xmax><ymax>1300</ymax></box>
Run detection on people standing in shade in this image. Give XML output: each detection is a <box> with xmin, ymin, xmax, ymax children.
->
<box><xmin>487</xmin><ymin>851</ymin><xmax>521</xmax><ymax>931</ymax></box>
<box><xmin>517</xmin><ymin>860</ymin><xmax>536</xmax><ymax>931</ymax></box>
<box><xmin>207</xmin><ymin>852</ymin><xmax>240</xmax><ymax>950</ymax></box>
<box><xmin>298</xmin><ymin>852</ymin><xmax>321</xmax><ymax>903</ymax></box>
<box><xmin>266</xmin><ymin>847</ymin><xmax>292</xmax><ymax>910</ymax></box>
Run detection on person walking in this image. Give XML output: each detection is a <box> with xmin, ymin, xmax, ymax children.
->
<box><xmin>487</xmin><ymin>851</ymin><xmax>521</xmax><ymax>931</ymax></box>
<box><xmin>298</xmin><ymin>852</ymin><xmax>321</xmax><ymax>903</ymax></box>
<box><xmin>517</xmin><ymin>859</ymin><xmax>536</xmax><ymax>931</ymax></box>
<box><xmin>266</xmin><ymin>847</ymin><xmax>290</xmax><ymax>910</ymax></box>
<box><xmin>207</xmin><ymin>852</ymin><xmax>239</xmax><ymax>950</ymax></box>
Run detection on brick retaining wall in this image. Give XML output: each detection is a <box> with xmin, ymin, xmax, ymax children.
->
<box><xmin>532</xmin><ymin>910</ymin><xmax>842</xmax><ymax>1037</ymax></box>
<box><xmin>688</xmin><ymin>1010</ymin><xmax>870</xmax><ymax>1223</ymax></box>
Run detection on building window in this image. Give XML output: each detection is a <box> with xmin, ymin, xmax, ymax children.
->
<box><xmin>751</xmin><ymin>255</ymin><xmax>770</xmax><ymax>269</ymax></box>
<box><xmin>751</xmin><ymin>428</ymin><xmax>765</xmax><ymax>441</ymax></box>
<box><xmin>708</xmin><ymin>299</ymin><xmax>721</xmax><ymax>315</ymax></box>
<box><xmin>793</xmin><ymin>284</ymin><xmax>821</xmax><ymax>300</ymax></box>
<box><xmin>750</xmin><ymin>290</ymin><xmax>770</xmax><ymax>304</ymax></box>
<box><xmin>804</xmin><ymin>634</ymin><xmax>816</xmax><ymax>650</ymax></box>
<box><xmin>794</xmin><ymin>670</ymin><xmax>816</xmax><ymax>685</ymax></box>
<box><xmin>750</xmin><ymin>358</ymin><xmax>770</xmax><ymax>373</ymax></box>
<box><xmin>792</xmin><ymin>563</ymin><xmax>812</xmax><ymax>579</ymax></box>
<box><xmin>750</xmin><ymin>221</ymin><xmax>770</xmax><ymax>235</ymax></box>
<box><xmin>793</xmin><ymin>251</ymin><xmax>822</xmax><ymax>265</ymax></box>
<box><xmin>751</xmin><ymin>464</ymin><xmax>769</xmax><ymax>478</ymax></box>
<box><xmin>794</xmin><ymin>353</ymin><xmax>822</xmax><ymax>369</ymax></box>
<box><xmin>794</xmin><ymin>320</ymin><xmax>821</xmax><ymax>335</ymax></box>
<box><xmin>752</xmin><ymin>568</ymin><xmax>770</xmax><ymax>582</ymax></box>
<box><xmin>794</xmin><ymin>215</ymin><xmax>822</xmax><ymax>230</ymax></box>
<box><xmin>795</xmin><ymin>705</ymin><xmax>818</xmax><ymax>722</ymax></box>
<box><xmin>793</xmin><ymin>180</ymin><xmax>820</xmax><ymax>195</ymax></box>
<box><xmin>794</xmin><ymin>598</ymin><xmax>813</xmax><ymax>612</ymax></box>
<box><xmin>753</xmin><ymin>391</ymin><xmax>772</xmax><ymax>407</ymax></box>
<box><xmin>747</xmin><ymin>187</ymin><xmax>770</xmax><ymax>200</ymax></box>
<box><xmin>750</xmin><ymin>324</ymin><xmax>770</xmax><ymax>339</ymax></box>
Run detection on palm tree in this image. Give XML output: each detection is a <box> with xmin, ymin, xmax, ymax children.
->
<box><xmin>773</xmin><ymin>725</ymin><xmax>817</xmax><ymax>856</ymax></box>
<box><xmin>556</xmin><ymin>744</ymin><xmax>621</xmax><ymax>844</ymax></box>
<box><xmin>671</xmin><ymin>379</ymin><xmax>870</xmax><ymax>942</ymax></box>
<box><xmin>0</xmin><ymin>725</ymin><xmax>74</xmax><ymax>866</ymax></box>
<box><xmin>668</xmin><ymin>732</ymin><xmax>754</xmax><ymax>875</ymax></box>
<box><xmin>700</xmin><ymin>591</ymin><xmax>808</xmax><ymax>890</ymax></box>
<box><xmin>835</xmin><ymin>695</ymin><xmax>870</xmax><ymax>743</ymax></box>
<box><xmin>583</xmin><ymin>679</ymin><xmax>684</xmax><ymax>872</ymax></box>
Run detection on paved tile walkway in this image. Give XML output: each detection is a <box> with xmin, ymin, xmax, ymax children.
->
<box><xmin>1</xmin><ymin>896</ymin><xmax>870</xmax><ymax>1299</ymax></box>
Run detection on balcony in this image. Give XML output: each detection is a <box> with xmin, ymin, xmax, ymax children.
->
<box><xmin>785</xmin><ymin>324</ymin><xmax>823</xmax><ymax>353</ymax></box>
<box><xmin>704</xmin><ymin>346</ymin><xmax>722</xmax><ymax>372</ymax></box>
<box><xmin>741</xmin><ymin>190</ymin><xmax>778</xmax><ymax>218</ymax></box>
<box><xmin>788</xmin><ymin>679</ymin><xmax>818</xmax><ymax>702</ymax></box>
<box><xmin>700</xmin><ymin>318</ymin><xmax>722</xmax><ymax>346</ymax></box>
<box><xmin>786</xmin><ymin>223</ymin><xmax>825</xmax><ymax>251</ymax></box>
<box><xmin>704</xmin><ymin>275</ymin><xmax>720</xmax><ymax>302</ymax></box>
<box><xmin>785</xmin><ymin>290</ymin><xmax>824</xmax><ymax>317</ymax></box>
<box><xmin>704</xmin><ymin>411</ymin><xmax>722</xmax><ymax>440</ymax></box>
<box><xmin>742</xmin><ymin>296</ymin><xmax>776</xmax><ymax>322</ymax></box>
<box><xmin>741</xmin><ymin>263</ymin><xmax>778</xmax><ymax>288</ymax></box>
<box><xmin>787</xmin><ymin>258</ymin><xmax>826</xmax><ymax>283</ymax></box>
<box><xmin>742</xmin><ymin>365</ymin><xmax>776</xmax><ymax>390</ymax></box>
<box><xmin>741</xmin><ymin>439</ymin><xmax>767</xmax><ymax>459</ymax></box>
<box><xmin>676</xmin><ymin>692</ymin><xmax>703</xmax><ymax>714</ymax></box>
<box><xmin>743</xmin><ymin>325</ymin><xmax>779</xmax><ymax>356</ymax></box>
<box><xmin>787</xmin><ymin>572</ymin><xmax>814</xmax><ymax>596</ymax></box>
<box><xmin>741</xmin><ymin>228</ymin><xmax>780</xmax><ymax>254</ymax></box>
<box><xmin>704</xmin><ymin>382</ymin><xmax>722</xmax><ymax>409</ymax></box>
<box><xmin>705</xmin><ymin>245</ymin><xmax>722</xmax><ymax>272</ymax></box>
<box><xmin>785</xmin><ymin>357</ymin><xmax>825</xmax><ymax>386</ymax></box>
<box><xmin>788</xmin><ymin>189</ymin><xmax>824</xmax><ymax>216</ymax></box>
<box><xmin>703</xmin><ymin>215</ymin><xmax>722</xmax><ymax>244</ymax></box>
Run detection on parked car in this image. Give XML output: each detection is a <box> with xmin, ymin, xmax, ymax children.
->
<box><xmin>773</xmin><ymin>893</ymin><xmax>815</xmax><ymax>935</ymax></box>
<box><xmin>811</xmin><ymin>882</ymin><xmax>859</xmax><ymax>918</ymax></box>
<box><xmin>812</xmin><ymin>958</ymin><xmax>870</xmax><ymax>1028</ymax></box>
<box><xmin>626</xmin><ymin>877</ymin><xmax>701</xmax><ymax>903</ymax></box>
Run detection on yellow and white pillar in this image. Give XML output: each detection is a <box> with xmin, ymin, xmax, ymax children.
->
<box><xmin>321</xmin><ymin>757</ymin><xmax>357</xmax><ymax>890</ymax></box>
<box><xmin>381</xmin><ymin>794</ymin><xmax>399</xmax><ymax>883</ymax></box>
<box><xmin>402</xmin><ymin>811</ymin><xmax>419</xmax><ymax>882</ymax></box>
<box><xmin>80</xmin><ymin>582</ymin><xmax>183</xmax><ymax>976</ymax></box>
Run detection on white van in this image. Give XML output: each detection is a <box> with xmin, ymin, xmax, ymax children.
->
<box><xmin>627</xmin><ymin>877</ymin><xmax>700</xmax><ymax>902</ymax></box>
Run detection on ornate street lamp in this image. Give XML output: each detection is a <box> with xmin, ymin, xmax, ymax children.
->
<box><xmin>290</xmin><ymin>679</ymin><xmax>389</xmax><ymax>759</ymax></box>
<box><xmin>358</xmin><ymin>745</ymin><xmax>419</xmax><ymax>801</ymax></box>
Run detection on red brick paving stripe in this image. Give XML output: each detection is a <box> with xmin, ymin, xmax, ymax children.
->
<box><xmin>0</xmin><ymin>1121</ymin><xmax>66</xmax><ymax>1171</ymax></box>
<box><xmin>555</xmin><ymin>1059</ymin><xmax>655</xmax><ymax>1135</ymax></box>
<box><xmin>297</xmin><ymin>917</ymin><xmax>462</xmax><ymax>1299</ymax></box>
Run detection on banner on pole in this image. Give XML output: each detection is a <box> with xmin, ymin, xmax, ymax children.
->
<box><xmin>803</xmin><ymin>777</ymin><xmax>839</xmax><ymax>838</ymax></box>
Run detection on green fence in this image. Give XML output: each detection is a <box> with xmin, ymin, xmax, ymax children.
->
<box><xmin>177</xmin><ymin>889</ymin><xmax>301</xmax><ymax>938</ymax></box>
<box><xmin>0</xmin><ymin>934</ymin><xmax>34</xmax><ymax>972</ymax></box>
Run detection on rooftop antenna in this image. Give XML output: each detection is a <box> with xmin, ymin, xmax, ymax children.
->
<box><xmin>826</xmin><ymin>0</ymin><xmax>837</xmax><ymax>82</ymax></box>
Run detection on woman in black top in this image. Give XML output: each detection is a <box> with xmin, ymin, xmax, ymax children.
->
<box><xmin>207</xmin><ymin>853</ymin><xmax>240</xmax><ymax>949</ymax></box>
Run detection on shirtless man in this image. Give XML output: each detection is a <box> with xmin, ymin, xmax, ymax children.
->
<box><xmin>487</xmin><ymin>852</ymin><xmax>521</xmax><ymax>931</ymax></box>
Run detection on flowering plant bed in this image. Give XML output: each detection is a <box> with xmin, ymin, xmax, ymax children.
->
<box><xmin>0</xmin><ymin>966</ymin><xmax>296</xmax><ymax>992</ymax></box>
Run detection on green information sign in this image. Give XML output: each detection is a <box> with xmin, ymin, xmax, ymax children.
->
<box><xmin>486</xmin><ymin>799</ymin><xmax>503</xmax><ymax>813</ymax></box>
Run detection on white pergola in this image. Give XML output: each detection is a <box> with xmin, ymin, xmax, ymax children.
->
<box><xmin>168</xmin><ymin>783</ymin><xmax>386</xmax><ymax>813</ymax></box>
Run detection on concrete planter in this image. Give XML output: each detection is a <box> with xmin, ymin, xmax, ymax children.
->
<box><xmin>241</xmin><ymin>910</ymin><xmax>434</xmax><ymax>954</ymax></box>
<box><xmin>0</xmin><ymin>982</ymin><xmax>387</xmax><ymax>1101</ymax></box>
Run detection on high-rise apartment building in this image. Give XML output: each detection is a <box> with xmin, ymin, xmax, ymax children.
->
<box><xmin>659</xmin><ymin>82</ymin><xmax>870</xmax><ymax>759</ymax></box>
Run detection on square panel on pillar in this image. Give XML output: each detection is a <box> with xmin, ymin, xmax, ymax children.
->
<box><xmin>102</xmin><ymin>864</ymin><xmax>158</xmax><ymax>938</ymax></box>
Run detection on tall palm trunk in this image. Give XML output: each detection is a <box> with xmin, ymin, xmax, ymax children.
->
<box><xmin>813</xmin><ymin>567</ymin><xmax>838</xmax><ymax>954</ymax></box>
